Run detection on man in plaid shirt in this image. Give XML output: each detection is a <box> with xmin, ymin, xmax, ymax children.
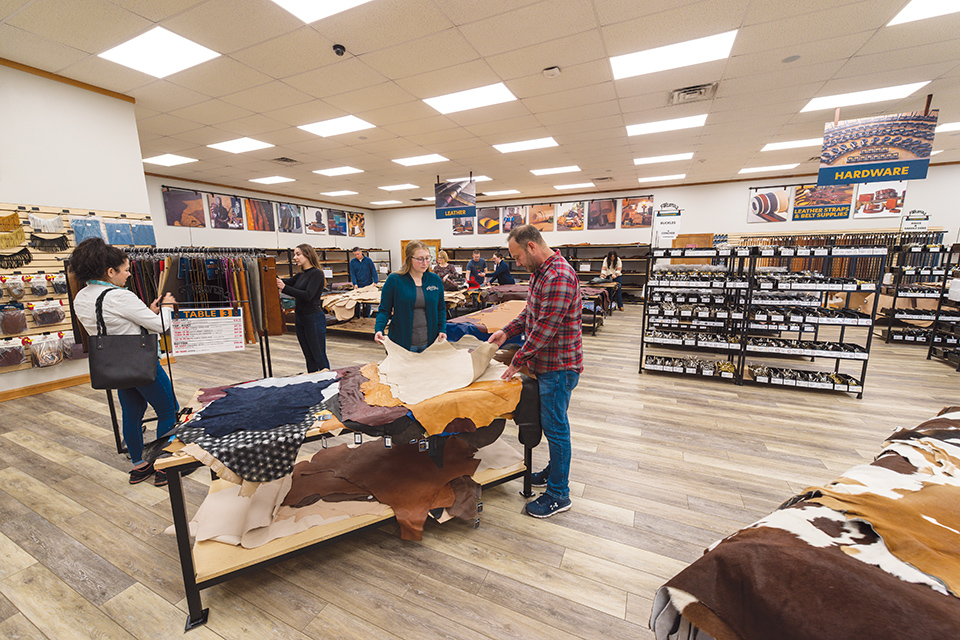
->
<box><xmin>489</xmin><ymin>225</ymin><xmax>583</xmax><ymax>518</ymax></box>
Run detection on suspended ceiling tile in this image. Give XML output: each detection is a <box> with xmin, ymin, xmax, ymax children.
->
<box><xmin>381</xmin><ymin>115</ymin><xmax>464</xmax><ymax>138</ymax></box>
<box><xmin>484</xmin><ymin>30</ymin><xmax>607</xmax><ymax>81</ymax></box>
<box><xmin>723</xmin><ymin>32</ymin><xmax>873</xmax><ymax>80</ymax></box>
<box><xmin>169</xmin><ymin>99</ymin><xmax>256</xmax><ymax>126</ymax></box>
<box><xmin>230</xmin><ymin>26</ymin><xmax>338</xmax><ymax>79</ymax></box>
<box><xmin>457</xmin><ymin>0</ymin><xmax>600</xmax><ymax>58</ymax></box>
<box><xmin>710</xmin><ymin>86</ymin><xmax>822</xmax><ymax>115</ymax></box>
<box><xmin>742</xmin><ymin>0</ymin><xmax>887</xmax><ymax>26</ymax></box>
<box><xmin>734</xmin><ymin>2</ymin><xmax>887</xmax><ymax>56</ymax></box>
<box><xmin>462</xmin><ymin>115</ymin><xmax>544</xmax><ymax>137</ymax></box>
<box><xmin>718</xmin><ymin>61</ymin><xmax>846</xmax><ymax>101</ymax></box>
<box><xmin>324</xmin><ymin>82</ymin><xmax>418</xmax><ymax>113</ymax></box>
<box><xmin>165</xmin><ymin>126</ymin><xmax>239</xmax><ymax>146</ymax></box>
<box><xmin>442</xmin><ymin>100</ymin><xmax>533</xmax><ymax>127</ymax></box>
<box><xmin>265</xmin><ymin>100</ymin><xmax>340</xmax><ymax>127</ymax></box>
<box><xmin>215</xmin><ymin>113</ymin><xmax>290</xmax><ymax>136</ymax></box>
<box><xmin>128</xmin><ymin>80</ymin><xmax>208</xmax><ymax>113</ymax></box>
<box><xmin>548</xmin><ymin>115</ymin><xmax>625</xmax><ymax>136</ymax></box>
<box><xmin>592</xmin><ymin>0</ymin><xmax>703</xmax><ymax>26</ymax></box>
<box><xmin>56</xmin><ymin>54</ymin><xmax>154</xmax><ymax>93</ymax></box>
<box><xmin>111</xmin><ymin>0</ymin><xmax>206</xmax><ymax>22</ymax></box>
<box><xmin>837</xmin><ymin>40</ymin><xmax>960</xmax><ymax>79</ymax></box>
<box><xmin>309</xmin><ymin>0</ymin><xmax>452</xmax><ymax>56</ymax></box>
<box><xmin>137</xmin><ymin>113</ymin><xmax>204</xmax><ymax>136</ymax></box>
<box><xmin>283</xmin><ymin>137</ymin><xmax>354</xmax><ymax>156</ymax></box>
<box><xmin>425</xmin><ymin>136</ymin><xmax>492</xmax><ymax>158</ymax></box>
<box><xmin>221</xmin><ymin>80</ymin><xmax>314</xmax><ymax>113</ymax></box>
<box><xmin>360</xmin><ymin>30</ymin><xmax>483</xmax><ymax>85</ymax></box>
<box><xmin>815</xmin><ymin>62</ymin><xmax>953</xmax><ymax>96</ymax></box>
<box><xmin>555</xmin><ymin>125</ymin><xmax>626</xmax><ymax>146</ymax></box>
<box><xmin>285</xmin><ymin>57</ymin><xmax>389</xmax><ymax>100</ymax></box>
<box><xmin>859</xmin><ymin>15</ymin><xmax>960</xmax><ymax>56</ymax></box>
<box><xmin>351</xmin><ymin>136</ymin><xmax>417</xmax><ymax>155</ymax></box>
<box><xmin>391</xmin><ymin>59</ymin><xmax>500</xmax><ymax>102</ymax></box>
<box><xmin>434</xmin><ymin>0</ymin><xmax>541</xmax><ymax>26</ymax></box>
<box><xmin>612</xmin><ymin>60</ymin><xmax>727</xmax><ymax>99</ymax></box>
<box><xmin>600</xmin><ymin>0</ymin><xmax>748</xmax><ymax>57</ymax></box>
<box><xmin>163</xmin><ymin>0</ymin><xmax>301</xmax><ymax>55</ymax></box>
<box><xmin>356</xmin><ymin>100</ymin><xmax>439</xmax><ymax>127</ymax></box>
<box><xmin>7</xmin><ymin>0</ymin><xmax>152</xmax><ymax>54</ymax></box>
<box><xmin>0</xmin><ymin>25</ymin><xmax>88</xmax><ymax>72</ymax></box>
<box><xmin>0</xmin><ymin>0</ymin><xmax>32</xmax><ymax>19</ymax></box>
<box><xmin>535</xmin><ymin>99</ymin><xmax>622</xmax><ymax>125</ymax></box>
<box><xmin>617</xmin><ymin>93</ymin><xmax>672</xmax><ymax>117</ymax></box>
<box><xmin>403</xmin><ymin>127</ymin><xmax>478</xmax><ymax>147</ymax></box>
<box><xmin>506</xmin><ymin>60</ymin><xmax>613</xmax><ymax>100</ymax></box>
<box><xmin>167</xmin><ymin>56</ymin><xmax>273</xmax><ymax>98</ymax></box>
<box><xmin>521</xmin><ymin>81</ymin><xmax>618</xmax><ymax>114</ymax></box>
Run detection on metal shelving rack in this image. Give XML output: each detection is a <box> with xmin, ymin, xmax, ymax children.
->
<box><xmin>878</xmin><ymin>244</ymin><xmax>949</xmax><ymax>345</ymax></box>
<box><xmin>927</xmin><ymin>244</ymin><xmax>960</xmax><ymax>370</ymax></box>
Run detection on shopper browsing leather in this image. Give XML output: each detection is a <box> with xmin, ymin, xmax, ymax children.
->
<box><xmin>486</xmin><ymin>252</ymin><xmax>516</xmax><ymax>285</ymax></box>
<box><xmin>277</xmin><ymin>244</ymin><xmax>330</xmax><ymax>372</ymax></box>
<box><xmin>601</xmin><ymin>251</ymin><xmax>623</xmax><ymax>310</ymax></box>
<box><xmin>70</xmin><ymin>238</ymin><xmax>178</xmax><ymax>487</ymax></box>
<box><xmin>374</xmin><ymin>240</ymin><xmax>446</xmax><ymax>352</ymax></box>
<box><xmin>433</xmin><ymin>250</ymin><xmax>462</xmax><ymax>291</ymax></box>
<box><xmin>349</xmin><ymin>246</ymin><xmax>379</xmax><ymax>317</ymax></box>
<box><xmin>465</xmin><ymin>250</ymin><xmax>486</xmax><ymax>288</ymax></box>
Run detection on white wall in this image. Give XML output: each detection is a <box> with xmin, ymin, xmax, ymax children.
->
<box><xmin>0</xmin><ymin>66</ymin><xmax>150</xmax><ymax>393</ymax></box>
<box><xmin>374</xmin><ymin>165</ymin><xmax>960</xmax><ymax>270</ymax></box>
<box><xmin>144</xmin><ymin>175</ymin><xmax>378</xmax><ymax>252</ymax></box>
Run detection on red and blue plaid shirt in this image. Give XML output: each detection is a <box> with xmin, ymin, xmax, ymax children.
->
<box><xmin>502</xmin><ymin>250</ymin><xmax>583</xmax><ymax>374</ymax></box>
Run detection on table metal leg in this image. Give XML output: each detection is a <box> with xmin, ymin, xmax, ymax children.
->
<box><xmin>167</xmin><ymin>467</ymin><xmax>209</xmax><ymax>630</ymax></box>
<box><xmin>520</xmin><ymin>443</ymin><xmax>534</xmax><ymax>498</ymax></box>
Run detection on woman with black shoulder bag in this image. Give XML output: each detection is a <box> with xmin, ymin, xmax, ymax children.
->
<box><xmin>70</xmin><ymin>238</ymin><xmax>178</xmax><ymax>487</ymax></box>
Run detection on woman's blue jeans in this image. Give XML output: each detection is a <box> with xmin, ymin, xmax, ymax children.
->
<box><xmin>117</xmin><ymin>361</ymin><xmax>178</xmax><ymax>465</ymax></box>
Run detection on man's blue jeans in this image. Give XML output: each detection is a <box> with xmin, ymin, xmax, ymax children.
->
<box><xmin>537</xmin><ymin>369</ymin><xmax>580</xmax><ymax>500</ymax></box>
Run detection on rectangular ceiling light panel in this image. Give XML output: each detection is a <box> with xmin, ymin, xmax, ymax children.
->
<box><xmin>627</xmin><ymin>114</ymin><xmax>707</xmax><ymax>136</ymax></box>
<box><xmin>761</xmin><ymin>138</ymin><xmax>823</xmax><ymax>151</ymax></box>
<box><xmin>322</xmin><ymin>190</ymin><xmax>358</xmax><ymax>196</ymax></box>
<box><xmin>738</xmin><ymin>164</ymin><xmax>799</xmax><ymax>174</ymax></box>
<box><xmin>633</xmin><ymin>153</ymin><xmax>693</xmax><ymax>165</ymax></box>
<box><xmin>379</xmin><ymin>184</ymin><xmax>418</xmax><ymax>191</ymax></box>
<box><xmin>936</xmin><ymin>122</ymin><xmax>960</xmax><ymax>133</ymax></box>
<box><xmin>493</xmin><ymin>137</ymin><xmax>558</xmax><ymax>153</ymax></box>
<box><xmin>299</xmin><ymin>115</ymin><xmax>375</xmax><ymax>137</ymax></box>
<box><xmin>208</xmin><ymin>137</ymin><xmax>274</xmax><ymax>153</ymax></box>
<box><xmin>531</xmin><ymin>165</ymin><xmax>580</xmax><ymax>175</ymax></box>
<box><xmin>142</xmin><ymin>154</ymin><xmax>197</xmax><ymax>166</ymax></box>
<box><xmin>371</xmin><ymin>200</ymin><xmax>402</xmax><ymax>205</ymax></box>
<box><xmin>250</xmin><ymin>176</ymin><xmax>295</xmax><ymax>184</ymax></box>
<box><xmin>800</xmin><ymin>81</ymin><xmax>930</xmax><ymax>112</ymax></box>
<box><xmin>554</xmin><ymin>182</ymin><xmax>594</xmax><ymax>190</ymax></box>
<box><xmin>448</xmin><ymin>175</ymin><xmax>491</xmax><ymax>182</ymax></box>
<box><xmin>314</xmin><ymin>166</ymin><xmax>363</xmax><ymax>176</ymax></box>
<box><xmin>611</xmin><ymin>30</ymin><xmax>737</xmax><ymax>80</ymax></box>
<box><xmin>270</xmin><ymin>0</ymin><xmax>375</xmax><ymax>24</ymax></box>
<box><xmin>637</xmin><ymin>174</ymin><xmax>685</xmax><ymax>183</ymax></box>
<box><xmin>889</xmin><ymin>0</ymin><xmax>960</xmax><ymax>25</ymax></box>
<box><xmin>393</xmin><ymin>154</ymin><xmax>449</xmax><ymax>166</ymax></box>
<box><xmin>99</xmin><ymin>27</ymin><xmax>219</xmax><ymax>78</ymax></box>
<box><xmin>424</xmin><ymin>82</ymin><xmax>517</xmax><ymax>114</ymax></box>
<box><xmin>482</xmin><ymin>189</ymin><xmax>520</xmax><ymax>196</ymax></box>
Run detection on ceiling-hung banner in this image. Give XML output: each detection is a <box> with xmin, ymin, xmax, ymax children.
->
<box><xmin>747</xmin><ymin>186</ymin><xmax>795</xmax><ymax>223</ymax></box>
<box><xmin>817</xmin><ymin>109</ymin><xmax>938</xmax><ymax>186</ymax></box>
<box><xmin>792</xmin><ymin>184</ymin><xmax>853</xmax><ymax>221</ymax></box>
<box><xmin>435</xmin><ymin>180</ymin><xmax>476</xmax><ymax>219</ymax></box>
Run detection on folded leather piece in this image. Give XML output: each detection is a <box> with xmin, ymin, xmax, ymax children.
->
<box><xmin>283</xmin><ymin>468</ymin><xmax>372</xmax><ymax>508</ymax></box>
<box><xmin>284</xmin><ymin>438</ymin><xmax>480</xmax><ymax>540</ymax></box>
<box><xmin>447</xmin><ymin>476</ymin><xmax>482</xmax><ymax>521</ymax></box>
<box><xmin>337</xmin><ymin>365</ymin><xmax>410</xmax><ymax>426</ymax></box>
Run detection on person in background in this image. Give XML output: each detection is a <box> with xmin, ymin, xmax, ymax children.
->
<box><xmin>488</xmin><ymin>225</ymin><xmax>583</xmax><ymax>518</ymax></box>
<box><xmin>277</xmin><ymin>244</ymin><xmax>330</xmax><ymax>372</ymax></box>
<box><xmin>349</xmin><ymin>246</ymin><xmax>379</xmax><ymax>317</ymax></box>
<box><xmin>601</xmin><ymin>250</ymin><xmax>623</xmax><ymax>310</ymax></box>
<box><xmin>374</xmin><ymin>240</ymin><xmax>446</xmax><ymax>352</ymax></box>
<box><xmin>487</xmin><ymin>252</ymin><xmax>516</xmax><ymax>285</ymax></box>
<box><xmin>70</xmin><ymin>238</ymin><xmax>178</xmax><ymax>487</ymax></box>
<box><xmin>434</xmin><ymin>250</ymin><xmax>462</xmax><ymax>291</ymax></box>
<box><xmin>465</xmin><ymin>250</ymin><xmax>486</xmax><ymax>288</ymax></box>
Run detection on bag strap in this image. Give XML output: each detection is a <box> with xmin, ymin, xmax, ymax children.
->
<box><xmin>94</xmin><ymin>288</ymin><xmax>149</xmax><ymax>338</ymax></box>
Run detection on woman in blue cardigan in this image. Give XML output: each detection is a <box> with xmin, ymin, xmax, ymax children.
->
<box><xmin>374</xmin><ymin>240</ymin><xmax>446</xmax><ymax>352</ymax></box>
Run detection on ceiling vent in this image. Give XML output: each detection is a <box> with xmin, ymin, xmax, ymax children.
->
<box><xmin>593</xmin><ymin>176</ymin><xmax>615</xmax><ymax>183</ymax></box>
<box><xmin>668</xmin><ymin>82</ymin><xmax>718</xmax><ymax>106</ymax></box>
<box><xmin>807</xmin><ymin>155</ymin><xmax>822</xmax><ymax>162</ymax></box>
<box><xmin>270</xmin><ymin>156</ymin><xmax>301</xmax><ymax>165</ymax></box>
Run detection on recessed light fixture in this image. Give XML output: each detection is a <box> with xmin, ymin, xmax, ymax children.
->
<box><xmin>420</xmin><ymin>196</ymin><xmax>437</xmax><ymax>201</ymax></box>
<box><xmin>314</xmin><ymin>166</ymin><xmax>363</xmax><ymax>176</ymax></box>
<box><xmin>379</xmin><ymin>184</ymin><xmax>418</xmax><ymax>191</ymax></box>
<box><xmin>250</xmin><ymin>176</ymin><xmax>295</xmax><ymax>184</ymax></box>
<box><xmin>627</xmin><ymin>114</ymin><xmax>708</xmax><ymax>136</ymax></box>
<box><xmin>738</xmin><ymin>164</ymin><xmax>800</xmax><ymax>174</ymax></box>
<box><xmin>268</xmin><ymin>0</ymin><xmax>374</xmax><ymax>24</ymax></box>
<box><xmin>322</xmin><ymin>190</ymin><xmax>358</xmax><ymax>196</ymax></box>
<box><xmin>493</xmin><ymin>137</ymin><xmax>558</xmax><ymax>153</ymax></box>
<box><xmin>371</xmin><ymin>200</ymin><xmax>402</xmax><ymax>205</ymax></box>
<box><xmin>761</xmin><ymin>138</ymin><xmax>824</xmax><ymax>151</ymax></box>
<box><xmin>448</xmin><ymin>175</ymin><xmax>492</xmax><ymax>182</ymax></box>
<box><xmin>888</xmin><ymin>0</ymin><xmax>960</xmax><ymax>25</ymax></box>
<box><xmin>424</xmin><ymin>82</ymin><xmax>517</xmax><ymax>115</ymax></box>
<box><xmin>482</xmin><ymin>189</ymin><xmax>520</xmax><ymax>196</ymax></box>
<box><xmin>392</xmin><ymin>153</ymin><xmax>449</xmax><ymax>166</ymax></box>
<box><xmin>936</xmin><ymin>122</ymin><xmax>960</xmax><ymax>133</ymax></box>
<box><xmin>633</xmin><ymin>153</ymin><xmax>693</xmax><ymax>166</ymax></box>
<box><xmin>610</xmin><ymin>30</ymin><xmax>737</xmax><ymax>80</ymax></box>
<box><xmin>531</xmin><ymin>165</ymin><xmax>580</xmax><ymax>176</ymax></box>
<box><xmin>98</xmin><ymin>27</ymin><xmax>219</xmax><ymax>78</ymax></box>
<box><xmin>142</xmin><ymin>154</ymin><xmax>197</xmax><ymax>166</ymax></box>
<box><xmin>299</xmin><ymin>115</ymin><xmax>375</xmax><ymax>137</ymax></box>
<box><xmin>637</xmin><ymin>174</ymin><xmax>686</xmax><ymax>183</ymax></box>
<box><xmin>800</xmin><ymin>81</ymin><xmax>930</xmax><ymax>112</ymax></box>
<box><xmin>554</xmin><ymin>182</ymin><xmax>595</xmax><ymax>190</ymax></box>
<box><xmin>931</xmin><ymin>150</ymin><xmax>943</xmax><ymax>155</ymax></box>
<box><xmin>208</xmin><ymin>137</ymin><xmax>274</xmax><ymax>153</ymax></box>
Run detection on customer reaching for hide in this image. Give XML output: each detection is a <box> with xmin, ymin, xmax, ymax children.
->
<box><xmin>487</xmin><ymin>225</ymin><xmax>583</xmax><ymax>518</ymax></box>
<box><xmin>277</xmin><ymin>243</ymin><xmax>330</xmax><ymax>372</ymax></box>
<box><xmin>374</xmin><ymin>240</ymin><xmax>446</xmax><ymax>352</ymax></box>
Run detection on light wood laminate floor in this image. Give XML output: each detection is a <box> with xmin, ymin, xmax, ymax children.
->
<box><xmin>0</xmin><ymin>306</ymin><xmax>956</xmax><ymax>639</ymax></box>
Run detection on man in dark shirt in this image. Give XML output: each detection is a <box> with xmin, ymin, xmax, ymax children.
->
<box><xmin>486</xmin><ymin>252</ymin><xmax>515</xmax><ymax>285</ymax></box>
<box><xmin>349</xmin><ymin>247</ymin><xmax>379</xmax><ymax>317</ymax></box>
<box><xmin>465</xmin><ymin>250</ymin><xmax>486</xmax><ymax>287</ymax></box>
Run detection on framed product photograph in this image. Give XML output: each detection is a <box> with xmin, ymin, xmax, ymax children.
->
<box><xmin>586</xmin><ymin>199</ymin><xmax>616</xmax><ymax>230</ymax></box>
<box><xmin>245</xmin><ymin>198</ymin><xmax>275</xmax><ymax>231</ymax></box>
<box><xmin>328</xmin><ymin>209</ymin><xmax>347</xmax><ymax>236</ymax></box>
<box><xmin>452</xmin><ymin>217</ymin><xmax>474</xmax><ymax>235</ymax></box>
<box><xmin>162</xmin><ymin>188</ymin><xmax>205</xmax><ymax>227</ymax></box>
<box><xmin>208</xmin><ymin>194</ymin><xmax>244</xmax><ymax>230</ymax></box>
<box><xmin>348</xmin><ymin>211</ymin><xmax>365</xmax><ymax>237</ymax></box>
<box><xmin>747</xmin><ymin>186</ymin><xmax>795</xmax><ymax>223</ymax></box>
<box><xmin>556</xmin><ymin>202</ymin><xmax>584</xmax><ymax>231</ymax></box>
<box><xmin>477</xmin><ymin>207</ymin><xmax>499</xmax><ymax>234</ymax></box>
<box><xmin>853</xmin><ymin>180</ymin><xmax>907</xmax><ymax>218</ymax></box>
<box><xmin>529</xmin><ymin>204</ymin><xmax>555</xmax><ymax>231</ymax></box>
<box><xmin>501</xmin><ymin>206</ymin><xmax>526</xmax><ymax>233</ymax></box>
<box><xmin>621</xmin><ymin>196</ymin><xmax>653</xmax><ymax>228</ymax></box>
<box><xmin>304</xmin><ymin>207</ymin><xmax>327</xmax><ymax>234</ymax></box>
<box><xmin>278</xmin><ymin>203</ymin><xmax>303</xmax><ymax>233</ymax></box>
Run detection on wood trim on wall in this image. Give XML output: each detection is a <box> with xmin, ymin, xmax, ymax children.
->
<box><xmin>0</xmin><ymin>374</ymin><xmax>90</xmax><ymax>402</ymax></box>
<box><xmin>0</xmin><ymin>57</ymin><xmax>135</xmax><ymax>104</ymax></box>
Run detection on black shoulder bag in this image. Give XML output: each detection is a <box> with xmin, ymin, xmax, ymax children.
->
<box><xmin>88</xmin><ymin>288</ymin><xmax>158</xmax><ymax>389</ymax></box>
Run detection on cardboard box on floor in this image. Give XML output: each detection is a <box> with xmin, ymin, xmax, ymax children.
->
<box><xmin>837</xmin><ymin>292</ymin><xmax>938</xmax><ymax>327</ymax></box>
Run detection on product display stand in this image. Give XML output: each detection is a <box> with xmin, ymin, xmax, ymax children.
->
<box><xmin>879</xmin><ymin>244</ymin><xmax>949</xmax><ymax>344</ymax></box>
<box><xmin>559</xmin><ymin>243</ymin><xmax>650</xmax><ymax>305</ymax></box>
<box><xmin>927</xmin><ymin>245</ymin><xmax>960</xmax><ymax>370</ymax></box>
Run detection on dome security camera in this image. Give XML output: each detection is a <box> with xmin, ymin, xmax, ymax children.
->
<box><xmin>333</xmin><ymin>44</ymin><xmax>346</xmax><ymax>56</ymax></box>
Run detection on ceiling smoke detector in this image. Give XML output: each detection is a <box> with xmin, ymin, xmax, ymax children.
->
<box><xmin>668</xmin><ymin>82</ymin><xmax>719</xmax><ymax>105</ymax></box>
<box><xmin>271</xmin><ymin>157</ymin><xmax>301</xmax><ymax>165</ymax></box>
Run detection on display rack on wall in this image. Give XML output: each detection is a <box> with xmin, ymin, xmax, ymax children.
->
<box><xmin>927</xmin><ymin>245</ymin><xmax>960</xmax><ymax>370</ymax></box>
<box><xmin>878</xmin><ymin>244</ymin><xmax>950</xmax><ymax>344</ymax></box>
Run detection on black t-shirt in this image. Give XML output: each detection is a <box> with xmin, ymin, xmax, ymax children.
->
<box><xmin>282</xmin><ymin>268</ymin><xmax>325</xmax><ymax>316</ymax></box>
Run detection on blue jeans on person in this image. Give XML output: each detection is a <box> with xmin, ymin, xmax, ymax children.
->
<box><xmin>296</xmin><ymin>312</ymin><xmax>330</xmax><ymax>372</ymax></box>
<box><xmin>536</xmin><ymin>369</ymin><xmax>580</xmax><ymax>500</ymax></box>
<box><xmin>117</xmin><ymin>361</ymin><xmax>178</xmax><ymax>465</ymax></box>
<box><xmin>614</xmin><ymin>275</ymin><xmax>623</xmax><ymax>309</ymax></box>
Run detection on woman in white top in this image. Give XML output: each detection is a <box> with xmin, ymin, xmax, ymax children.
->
<box><xmin>71</xmin><ymin>238</ymin><xmax>178</xmax><ymax>486</ymax></box>
<box><xmin>601</xmin><ymin>250</ymin><xmax>623</xmax><ymax>310</ymax></box>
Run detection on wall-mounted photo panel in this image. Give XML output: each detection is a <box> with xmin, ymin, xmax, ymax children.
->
<box><xmin>348</xmin><ymin>211</ymin><xmax>365</xmax><ymax>237</ymax></box>
<box><xmin>327</xmin><ymin>209</ymin><xmax>347</xmax><ymax>236</ymax></box>
<box><xmin>278</xmin><ymin>203</ymin><xmax>303</xmax><ymax>233</ymax></box>
<box><xmin>529</xmin><ymin>204</ymin><xmax>555</xmax><ymax>231</ymax></box>
<box><xmin>586</xmin><ymin>199</ymin><xmax>616</xmax><ymax>230</ymax></box>
<box><xmin>501</xmin><ymin>205</ymin><xmax>526</xmax><ymax>233</ymax></box>
<box><xmin>453</xmin><ymin>217</ymin><xmax>474</xmax><ymax>235</ymax></box>
<box><xmin>853</xmin><ymin>180</ymin><xmax>907</xmax><ymax>218</ymax></box>
<box><xmin>556</xmin><ymin>201</ymin><xmax>584</xmax><ymax>231</ymax></box>
<box><xmin>792</xmin><ymin>184</ymin><xmax>853</xmax><ymax>221</ymax></box>
<box><xmin>162</xmin><ymin>188</ymin><xmax>205</xmax><ymax>227</ymax></box>
<box><xmin>245</xmin><ymin>198</ymin><xmax>275</xmax><ymax>231</ymax></box>
<box><xmin>304</xmin><ymin>207</ymin><xmax>327</xmax><ymax>234</ymax></box>
<box><xmin>208</xmin><ymin>194</ymin><xmax>244</xmax><ymax>229</ymax></box>
<box><xmin>621</xmin><ymin>196</ymin><xmax>653</xmax><ymax>228</ymax></box>
<box><xmin>747</xmin><ymin>186</ymin><xmax>795</xmax><ymax>223</ymax></box>
<box><xmin>477</xmin><ymin>207</ymin><xmax>499</xmax><ymax>234</ymax></box>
